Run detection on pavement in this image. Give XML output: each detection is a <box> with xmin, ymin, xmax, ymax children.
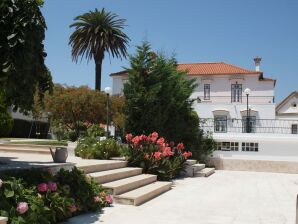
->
<box><xmin>67</xmin><ymin>170</ymin><xmax>298</xmax><ymax>224</ymax></box>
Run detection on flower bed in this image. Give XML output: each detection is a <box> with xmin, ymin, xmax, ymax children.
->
<box><xmin>0</xmin><ymin>167</ymin><xmax>112</xmax><ymax>224</ymax></box>
<box><xmin>124</xmin><ymin>132</ymin><xmax>192</xmax><ymax>181</ymax></box>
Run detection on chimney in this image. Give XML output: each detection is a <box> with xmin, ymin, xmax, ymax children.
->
<box><xmin>254</xmin><ymin>56</ymin><xmax>262</xmax><ymax>71</ymax></box>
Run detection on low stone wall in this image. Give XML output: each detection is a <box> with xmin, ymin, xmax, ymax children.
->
<box><xmin>211</xmin><ymin>158</ymin><xmax>298</xmax><ymax>174</ymax></box>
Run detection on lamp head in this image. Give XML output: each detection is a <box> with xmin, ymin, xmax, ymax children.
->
<box><xmin>104</xmin><ymin>87</ymin><xmax>112</xmax><ymax>95</ymax></box>
<box><xmin>244</xmin><ymin>88</ymin><xmax>251</xmax><ymax>95</ymax></box>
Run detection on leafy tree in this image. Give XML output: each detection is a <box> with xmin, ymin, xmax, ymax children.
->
<box><xmin>0</xmin><ymin>0</ymin><xmax>53</xmax><ymax>111</ymax></box>
<box><xmin>45</xmin><ymin>85</ymin><xmax>106</xmax><ymax>138</ymax></box>
<box><xmin>110</xmin><ymin>95</ymin><xmax>125</xmax><ymax>134</ymax></box>
<box><xmin>69</xmin><ymin>8</ymin><xmax>130</xmax><ymax>90</ymax></box>
<box><xmin>124</xmin><ymin>42</ymin><xmax>215</xmax><ymax>160</ymax></box>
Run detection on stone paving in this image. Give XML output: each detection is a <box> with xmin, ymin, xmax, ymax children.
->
<box><xmin>68</xmin><ymin>170</ymin><xmax>298</xmax><ymax>224</ymax></box>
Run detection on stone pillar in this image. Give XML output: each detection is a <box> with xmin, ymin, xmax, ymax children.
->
<box><xmin>0</xmin><ymin>217</ymin><xmax>8</xmax><ymax>224</ymax></box>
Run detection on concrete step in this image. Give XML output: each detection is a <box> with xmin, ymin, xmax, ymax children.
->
<box><xmin>195</xmin><ymin>167</ymin><xmax>215</xmax><ymax>177</ymax></box>
<box><xmin>193</xmin><ymin>163</ymin><xmax>206</xmax><ymax>172</ymax></box>
<box><xmin>103</xmin><ymin>174</ymin><xmax>157</xmax><ymax>195</ymax></box>
<box><xmin>113</xmin><ymin>181</ymin><xmax>172</xmax><ymax>206</ymax></box>
<box><xmin>77</xmin><ymin>160</ymin><xmax>127</xmax><ymax>174</ymax></box>
<box><xmin>186</xmin><ymin>159</ymin><xmax>197</xmax><ymax>166</ymax></box>
<box><xmin>0</xmin><ymin>217</ymin><xmax>8</xmax><ymax>224</ymax></box>
<box><xmin>89</xmin><ymin>167</ymin><xmax>142</xmax><ymax>184</ymax></box>
<box><xmin>0</xmin><ymin>145</ymin><xmax>51</xmax><ymax>154</ymax></box>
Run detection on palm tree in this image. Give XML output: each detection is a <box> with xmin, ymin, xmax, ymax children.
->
<box><xmin>69</xmin><ymin>8</ymin><xmax>130</xmax><ymax>90</ymax></box>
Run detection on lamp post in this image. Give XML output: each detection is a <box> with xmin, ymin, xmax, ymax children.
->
<box><xmin>104</xmin><ymin>87</ymin><xmax>112</xmax><ymax>138</ymax></box>
<box><xmin>244</xmin><ymin>88</ymin><xmax>251</xmax><ymax>133</ymax></box>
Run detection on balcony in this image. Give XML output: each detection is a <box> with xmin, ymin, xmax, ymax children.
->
<box><xmin>195</xmin><ymin>95</ymin><xmax>275</xmax><ymax>104</ymax></box>
<box><xmin>199</xmin><ymin>118</ymin><xmax>298</xmax><ymax>135</ymax></box>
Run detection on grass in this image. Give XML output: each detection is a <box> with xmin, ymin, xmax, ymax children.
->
<box><xmin>11</xmin><ymin>141</ymin><xmax>68</xmax><ymax>146</ymax></box>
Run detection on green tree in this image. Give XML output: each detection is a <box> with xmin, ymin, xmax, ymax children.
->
<box><xmin>0</xmin><ymin>0</ymin><xmax>53</xmax><ymax>111</ymax></box>
<box><xmin>124</xmin><ymin>42</ymin><xmax>215</xmax><ymax>160</ymax></box>
<box><xmin>0</xmin><ymin>91</ymin><xmax>13</xmax><ymax>137</ymax></box>
<box><xmin>69</xmin><ymin>8</ymin><xmax>130</xmax><ymax>90</ymax></box>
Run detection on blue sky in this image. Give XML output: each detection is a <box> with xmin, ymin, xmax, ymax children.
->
<box><xmin>41</xmin><ymin>0</ymin><xmax>298</xmax><ymax>102</ymax></box>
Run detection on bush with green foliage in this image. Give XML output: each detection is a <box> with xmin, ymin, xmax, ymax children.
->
<box><xmin>123</xmin><ymin>132</ymin><xmax>192</xmax><ymax>181</ymax></box>
<box><xmin>0</xmin><ymin>167</ymin><xmax>112</xmax><ymax>224</ymax></box>
<box><xmin>123</xmin><ymin>42</ymin><xmax>215</xmax><ymax>161</ymax></box>
<box><xmin>0</xmin><ymin>92</ymin><xmax>13</xmax><ymax>137</ymax></box>
<box><xmin>75</xmin><ymin>138</ymin><xmax>122</xmax><ymax>160</ymax></box>
<box><xmin>86</xmin><ymin>124</ymin><xmax>105</xmax><ymax>138</ymax></box>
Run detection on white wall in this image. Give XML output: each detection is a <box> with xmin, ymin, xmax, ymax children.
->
<box><xmin>276</xmin><ymin>94</ymin><xmax>298</xmax><ymax>120</ymax></box>
<box><xmin>212</xmin><ymin>133</ymin><xmax>298</xmax><ymax>161</ymax></box>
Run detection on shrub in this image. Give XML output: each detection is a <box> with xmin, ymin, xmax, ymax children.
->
<box><xmin>0</xmin><ymin>167</ymin><xmax>112</xmax><ymax>224</ymax></box>
<box><xmin>86</xmin><ymin>124</ymin><xmax>105</xmax><ymax>138</ymax></box>
<box><xmin>123</xmin><ymin>132</ymin><xmax>192</xmax><ymax>181</ymax></box>
<box><xmin>75</xmin><ymin>138</ymin><xmax>122</xmax><ymax>159</ymax></box>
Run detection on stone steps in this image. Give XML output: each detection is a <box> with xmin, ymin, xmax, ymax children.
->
<box><xmin>0</xmin><ymin>217</ymin><xmax>8</xmax><ymax>224</ymax></box>
<box><xmin>102</xmin><ymin>174</ymin><xmax>157</xmax><ymax>195</ymax></box>
<box><xmin>113</xmin><ymin>181</ymin><xmax>172</xmax><ymax>206</ymax></box>
<box><xmin>77</xmin><ymin>160</ymin><xmax>127</xmax><ymax>174</ymax></box>
<box><xmin>195</xmin><ymin>167</ymin><xmax>215</xmax><ymax>177</ymax></box>
<box><xmin>89</xmin><ymin>167</ymin><xmax>142</xmax><ymax>184</ymax></box>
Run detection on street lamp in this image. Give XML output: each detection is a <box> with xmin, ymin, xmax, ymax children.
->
<box><xmin>244</xmin><ymin>88</ymin><xmax>251</xmax><ymax>133</ymax></box>
<box><xmin>104</xmin><ymin>87</ymin><xmax>112</xmax><ymax>138</ymax></box>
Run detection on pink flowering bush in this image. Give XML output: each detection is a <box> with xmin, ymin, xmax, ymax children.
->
<box><xmin>0</xmin><ymin>167</ymin><xmax>110</xmax><ymax>224</ymax></box>
<box><xmin>124</xmin><ymin>132</ymin><xmax>192</xmax><ymax>180</ymax></box>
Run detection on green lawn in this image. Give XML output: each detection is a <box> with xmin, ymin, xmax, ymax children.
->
<box><xmin>11</xmin><ymin>141</ymin><xmax>68</xmax><ymax>146</ymax></box>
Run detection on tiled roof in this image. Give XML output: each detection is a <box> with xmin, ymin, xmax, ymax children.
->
<box><xmin>110</xmin><ymin>62</ymin><xmax>261</xmax><ymax>77</ymax></box>
<box><xmin>177</xmin><ymin>62</ymin><xmax>261</xmax><ymax>75</ymax></box>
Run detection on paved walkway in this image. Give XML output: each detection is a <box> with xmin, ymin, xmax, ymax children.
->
<box><xmin>67</xmin><ymin>170</ymin><xmax>298</xmax><ymax>224</ymax></box>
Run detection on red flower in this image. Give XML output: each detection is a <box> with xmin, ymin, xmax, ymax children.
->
<box><xmin>153</xmin><ymin>151</ymin><xmax>162</xmax><ymax>159</ymax></box>
<box><xmin>144</xmin><ymin>153</ymin><xmax>149</xmax><ymax>160</ymax></box>
<box><xmin>157</xmin><ymin>137</ymin><xmax>165</xmax><ymax>145</ymax></box>
<box><xmin>177</xmin><ymin>143</ymin><xmax>185</xmax><ymax>151</ymax></box>
<box><xmin>183</xmin><ymin>151</ymin><xmax>192</xmax><ymax>159</ymax></box>
<box><xmin>132</xmin><ymin>136</ymin><xmax>140</xmax><ymax>145</ymax></box>
<box><xmin>125</xmin><ymin>133</ymin><xmax>133</xmax><ymax>142</ymax></box>
<box><xmin>139</xmin><ymin>134</ymin><xmax>147</xmax><ymax>141</ymax></box>
<box><xmin>162</xmin><ymin>147</ymin><xmax>174</xmax><ymax>157</ymax></box>
<box><xmin>68</xmin><ymin>204</ymin><xmax>77</xmax><ymax>213</ymax></box>
<box><xmin>151</xmin><ymin>132</ymin><xmax>158</xmax><ymax>142</ymax></box>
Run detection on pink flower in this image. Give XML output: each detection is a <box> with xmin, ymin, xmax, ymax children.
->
<box><xmin>93</xmin><ymin>196</ymin><xmax>100</xmax><ymax>203</ymax></box>
<box><xmin>125</xmin><ymin>133</ymin><xmax>133</xmax><ymax>142</ymax></box>
<box><xmin>0</xmin><ymin>179</ymin><xmax>3</xmax><ymax>188</ymax></box>
<box><xmin>177</xmin><ymin>143</ymin><xmax>185</xmax><ymax>151</ymax></box>
<box><xmin>183</xmin><ymin>151</ymin><xmax>192</xmax><ymax>159</ymax></box>
<box><xmin>150</xmin><ymin>132</ymin><xmax>158</xmax><ymax>142</ymax></box>
<box><xmin>153</xmin><ymin>151</ymin><xmax>162</xmax><ymax>159</ymax></box>
<box><xmin>162</xmin><ymin>147</ymin><xmax>174</xmax><ymax>157</ymax></box>
<box><xmin>139</xmin><ymin>134</ymin><xmax>147</xmax><ymax>141</ymax></box>
<box><xmin>47</xmin><ymin>182</ymin><xmax>57</xmax><ymax>192</ymax></box>
<box><xmin>16</xmin><ymin>202</ymin><xmax>29</xmax><ymax>214</ymax></box>
<box><xmin>157</xmin><ymin>137</ymin><xmax>165</xmax><ymax>145</ymax></box>
<box><xmin>132</xmin><ymin>136</ymin><xmax>140</xmax><ymax>145</ymax></box>
<box><xmin>68</xmin><ymin>204</ymin><xmax>77</xmax><ymax>213</ymax></box>
<box><xmin>105</xmin><ymin>195</ymin><xmax>113</xmax><ymax>204</ymax></box>
<box><xmin>37</xmin><ymin>183</ymin><xmax>48</xmax><ymax>192</ymax></box>
<box><xmin>144</xmin><ymin>153</ymin><xmax>149</xmax><ymax>160</ymax></box>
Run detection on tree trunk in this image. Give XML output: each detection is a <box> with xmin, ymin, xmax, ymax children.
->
<box><xmin>95</xmin><ymin>62</ymin><xmax>102</xmax><ymax>91</ymax></box>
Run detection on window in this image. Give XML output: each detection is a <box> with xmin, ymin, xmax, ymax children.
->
<box><xmin>231</xmin><ymin>83</ymin><xmax>242</xmax><ymax>102</ymax></box>
<box><xmin>242</xmin><ymin>142</ymin><xmax>258</xmax><ymax>152</ymax></box>
<box><xmin>242</xmin><ymin>116</ymin><xmax>256</xmax><ymax>133</ymax></box>
<box><xmin>204</xmin><ymin>84</ymin><xmax>210</xmax><ymax>100</ymax></box>
<box><xmin>216</xmin><ymin>142</ymin><xmax>239</xmax><ymax>151</ymax></box>
<box><xmin>292</xmin><ymin>124</ymin><xmax>298</xmax><ymax>134</ymax></box>
<box><xmin>214</xmin><ymin>116</ymin><xmax>227</xmax><ymax>133</ymax></box>
<box><xmin>292</xmin><ymin>102</ymin><xmax>297</xmax><ymax>108</ymax></box>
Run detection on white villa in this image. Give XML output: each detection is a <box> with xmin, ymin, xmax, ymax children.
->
<box><xmin>111</xmin><ymin>57</ymin><xmax>298</xmax><ymax>172</ymax></box>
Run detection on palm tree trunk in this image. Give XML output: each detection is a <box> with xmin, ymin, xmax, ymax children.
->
<box><xmin>95</xmin><ymin>62</ymin><xmax>102</xmax><ymax>91</ymax></box>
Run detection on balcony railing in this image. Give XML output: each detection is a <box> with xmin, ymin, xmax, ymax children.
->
<box><xmin>195</xmin><ymin>95</ymin><xmax>275</xmax><ymax>104</ymax></box>
<box><xmin>199</xmin><ymin>118</ymin><xmax>298</xmax><ymax>135</ymax></box>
